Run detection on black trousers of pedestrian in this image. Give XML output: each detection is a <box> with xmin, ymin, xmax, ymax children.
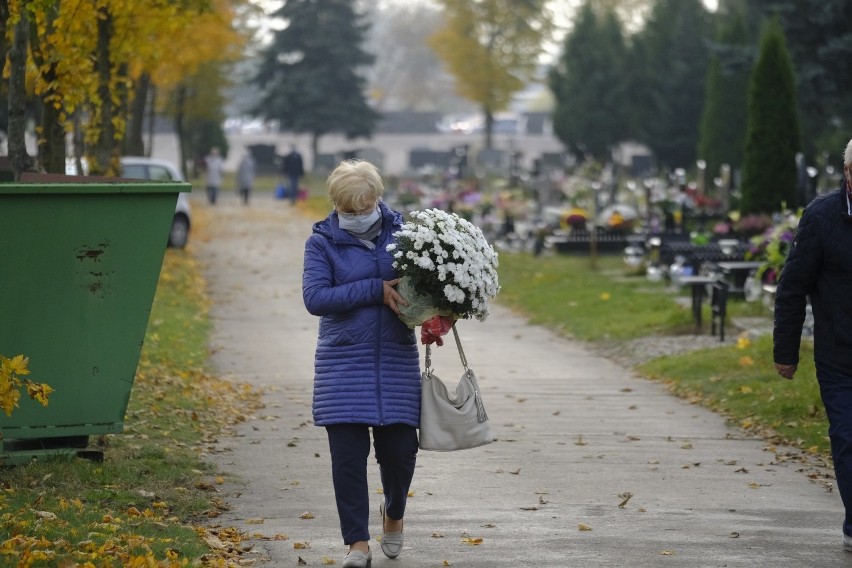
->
<box><xmin>288</xmin><ymin>175</ymin><xmax>299</xmax><ymax>204</ymax></box>
<box><xmin>816</xmin><ymin>364</ymin><xmax>852</xmax><ymax>536</ymax></box>
<box><xmin>326</xmin><ymin>423</ymin><xmax>419</xmax><ymax>545</ymax></box>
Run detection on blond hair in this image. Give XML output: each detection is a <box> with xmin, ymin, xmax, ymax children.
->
<box><xmin>327</xmin><ymin>160</ymin><xmax>384</xmax><ymax>213</ymax></box>
<box><xmin>845</xmin><ymin>138</ymin><xmax>852</xmax><ymax>166</ymax></box>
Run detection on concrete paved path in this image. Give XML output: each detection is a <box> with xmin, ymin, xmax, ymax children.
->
<box><xmin>196</xmin><ymin>192</ymin><xmax>847</xmax><ymax>567</ymax></box>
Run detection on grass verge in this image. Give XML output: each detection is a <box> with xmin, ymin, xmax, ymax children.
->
<box><xmin>498</xmin><ymin>253</ymin><xmax>695</xmax><ymax>340</ymax></box>
<box><xmin>638</xmin><ymin>335</ymin><xmax>828</xmax><ymax>454</ymax></box>
<box><xmin>497</xmin><ymin>250</ymin><xmax>830</xmax><ymax>457</ymax></box>
<box><xmin>0</xmin><ymin>240</ymin><xmax>264</xmax><ymax>566</ymax></box>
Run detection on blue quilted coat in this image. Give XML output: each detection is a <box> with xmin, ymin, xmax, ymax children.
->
<box><xmin>302</xmin><ymin>203</ymin><xmax>421</xmax><ymax>427</ymax></box>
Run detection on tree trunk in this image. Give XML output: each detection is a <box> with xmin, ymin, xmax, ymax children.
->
<box><xmin>72</xmin><ymin>110</ymin><xmax>85</xmax><ymax>175</ymax></box>
<box><xmin>8</xmin><ymin>8</ymin><xmax>36</xmax><ymax>179</ymax></box>
<box><xmin>124</xmin><ymin>71</ymin><xmax>148</xmax><ymax>156</ymax></box>
<box><xmin>146</xmin><ymin>84</ymin><xmax>157</xmax><ymax>158</ymax></box>
<box><xmin>116</xmin><ymin>61</ymin><xmax>129</xmax><ymax>154</ymax></box>
<box><xmin>311</xmin><ymin>133</ymin><xmax>320</xmax><ymax>173</ymax></box>
<box><xmin>483</xmin><ymin>107</ymin><xmax>494</xmax><ymax>150</ymax></box>
<box><xmin>91</xmin><ymin>6</ymin><xmax>118</xmax><ymax>176</ymax></box>
<box><xmin>29</xmin><ymin>8</ymin><xmax>65</xmax><ymax>174</ymax></box>
<box><xmin>174</xmin><ymin>84</ymin><xmax>188</xmax><ymax>180</ymax></box>
<box><xmin>38</xmin><ymin>97</ymin><xmax>66</xmax><ymax>174</ymax></box>
<box><xmin>0</xmin><ymin>0</ymin><xmax>9</xmax><ymax>78</ymax></box>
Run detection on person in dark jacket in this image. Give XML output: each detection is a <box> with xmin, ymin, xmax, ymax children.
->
<box><xmin>774</xmin><ymin>137</ymin><xmax>852</xmax><ymax>551</ymax></box>
<box><xmin>302</xmin><ymin>160</ymin><xmax>418</xmax><ymax>567</ymax></box>
<box><xmin>282</xmin><ymin>144</ymin><xmax>305</xmax><ymax>205</ymax></box>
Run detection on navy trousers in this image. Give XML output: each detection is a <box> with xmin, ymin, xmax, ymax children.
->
<box><xmin>326</xmin><ymin>424</ymin><xmax>419</xmax><ymax>544</ymax></box>
<box><xmin>816</xmin><ymin>365</ymin><xmax>852</xmax><ymax>536</ymax></box>
<box><xmin>288</xmin><ymin>175</ymin><xmax>299</xmax><ymax>204</ymax></box>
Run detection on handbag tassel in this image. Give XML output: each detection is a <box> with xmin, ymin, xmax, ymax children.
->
<box><xmin>452</xmin><ymin>325</ymin><xmax>488</xmax><ymax>423</ymax></box>
<box><xmin>473</xmin><ymin>382</ymin><xmax>488</xmax><ymax>423</ymax></box>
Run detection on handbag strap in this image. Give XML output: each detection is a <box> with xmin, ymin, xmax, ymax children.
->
<box><xmin>424</xmin><ymin>323</ymin><xmax>468</xmax><ymax>373</ymax></box>
<box><xmin>423</xmin><ymin>323</ymin><xmax>488</xmax><ymax>423</ymax></box>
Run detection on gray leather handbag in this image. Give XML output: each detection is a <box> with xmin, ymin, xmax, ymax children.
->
<box><xmin>419</xmin><ymin>325</ymin><xmax>492</xmax><ymax>451</ymax></box>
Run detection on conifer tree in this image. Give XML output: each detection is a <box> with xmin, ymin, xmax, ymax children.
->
<box><xmin>254</xmin><ymin>0</ymin><xmax>379</xmax><ymax>166</ymax></box>
<box><xmin>549</xmin><ymin>3</ymin><xmax>628</xmax><ymax>162</ymax></box>
<box><xmin>740</xmin><ymin>17</ymin><xmax>800</xmax><ymax>214</ymax></box>
<box><xmin>697</xmin><ymin>8</ymin><xmax>751</xmax><ymax>187</ymax></box>
<box><xmin>628</xmin><ymin>0</ymin><xmax>712</xmax><ymax>169</ymax></box>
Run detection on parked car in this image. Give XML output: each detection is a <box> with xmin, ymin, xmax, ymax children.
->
<box><xmin>120</xmin><ymin>157</ymin><xmax>192</xmax><ymax>249</ymax></box>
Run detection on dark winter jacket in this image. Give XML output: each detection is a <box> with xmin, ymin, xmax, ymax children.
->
<box><xmin>302</xmin><ymin>202</ymin><xmax>421</xmax><ymax>427</ymax></box>
<box><xmin>774</xmin><ymin>182</ymin><xmax>852</xmax><ymax>375</ymax></box>
<box><xmin>282</xmin><ymin>151</ymin><xmax>304</xmax><ymax>178</ymax></box>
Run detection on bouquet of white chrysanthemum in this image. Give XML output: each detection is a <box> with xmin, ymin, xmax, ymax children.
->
<box><xmin>387</xmin><ymin>208</ymin><xmax>500</xmax><ymax>329</ymax></box>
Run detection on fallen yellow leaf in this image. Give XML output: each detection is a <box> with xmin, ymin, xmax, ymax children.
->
<box><xmin>578</xmin><ymin>523</ymin><xmax>592</xmax><ymax>531</ymax></box>
<box><xmin>461</xmin><ymin>537</ymin><xmax>483</xmax><ymax>545</ymax></box>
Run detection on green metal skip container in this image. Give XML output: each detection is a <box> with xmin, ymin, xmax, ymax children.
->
<box><xmin>0</xmin><ymin>179</ymin><xmax>187</xmax><ymax>464</ymax></box>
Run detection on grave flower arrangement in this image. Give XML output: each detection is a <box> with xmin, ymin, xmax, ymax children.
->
<box><xmin>745</xmin><ymin>211</ymin><xmax>800</xmax><ymax>284</ymax></box>
<box><xmin>387</xmin><ymin>208</ymin><xmax>500</xmax><ymax>330</ymax></box>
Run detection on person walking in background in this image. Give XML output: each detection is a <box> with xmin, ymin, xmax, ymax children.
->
<box><xmin>282</xmin><ymin>144</ymin><xmax>304</xmax><ymax>205</ymax></box>
<box><xmin>204</xmin><ymin>147</ymin><xmax>224</xmax><ymax>205</ymax></box>
<box><xmin>236</xmin><ymin>151</ymin><xmax>256</xmax><ymax>205</ymax></box>
<box><xmin>302</xmin><ymin>160</ymin><xmax>417</xmax><ymax>567</ymax></box>
<box><xmin>774</xmin><ymin>137</ymin><xmax>852</xmax><ymax>552</ymax></box>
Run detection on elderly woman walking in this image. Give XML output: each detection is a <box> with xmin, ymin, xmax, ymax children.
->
<box><xmin>302</xmin><ymin>160</ymin><xmax>419</xmax><ymax>567</ymax></box>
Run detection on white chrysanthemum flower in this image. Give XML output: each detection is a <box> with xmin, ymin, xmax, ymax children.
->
<box><xmin>443</xmin><ymin>284</ymin><xmax>465</xmax><ymax>303</ymax></box>
<box><xmin>416</xmin><ymin>254</ymin><xmax>435</xmax><ymax>270</ymax></box>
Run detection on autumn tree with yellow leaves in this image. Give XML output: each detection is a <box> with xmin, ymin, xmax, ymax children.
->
<box><xmin>429</xmin><ymin>0</ymin><xmax>552</xmax><ymax>149</ymax></box>
<box><xmin>1</xmin><ymin>0</ymin><xmax>247</xmax><ymax>178</ymax></box>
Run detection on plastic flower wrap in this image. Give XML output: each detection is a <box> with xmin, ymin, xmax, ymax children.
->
<box><xmin>387</xmin><ymin>208</ymin><xmax>500</xmax><ymax>329</ymax></box>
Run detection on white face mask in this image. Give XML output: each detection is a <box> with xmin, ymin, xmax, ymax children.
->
<box><xmin>338</xmin><ymin>207</ymin><xmax>381</xmax><ymax>234</ymax></box>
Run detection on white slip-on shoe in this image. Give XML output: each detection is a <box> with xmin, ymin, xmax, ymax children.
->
<box><xmin>343</xmin><ymin>548</ymin><xmax>372</xmax><ymax>568</ymax></box>
<box><xmin>843</xmin><ymin>532</ymin><xmax>852</xmax><ymax>552</ymax></box>
<box><xmin>380</xmin><ymin>502</ymin><xmax>404</xmax><ymax>559</ymax></box>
